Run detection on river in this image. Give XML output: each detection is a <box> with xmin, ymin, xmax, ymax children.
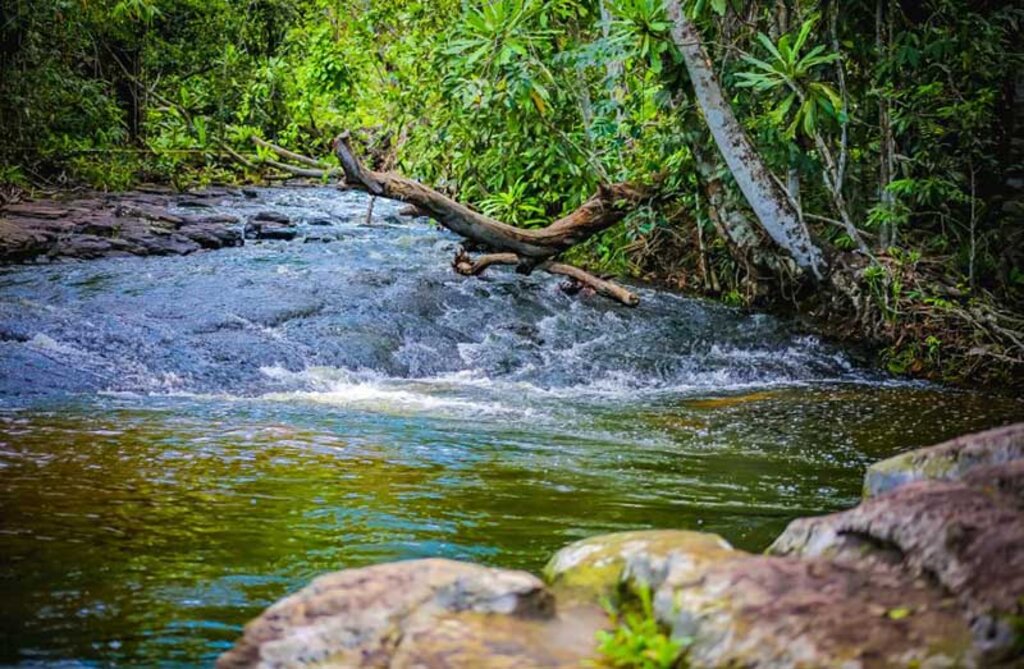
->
<box><xmin>0</xmin><ymin>187</ymin><xmax>1019</xmax><ymax>666</ymax></box>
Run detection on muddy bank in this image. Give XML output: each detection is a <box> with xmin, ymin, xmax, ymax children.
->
<box><xmin>219</xmin><ymin>423</ymin><xmax>1024</xmax><ymax>668</ymax></box>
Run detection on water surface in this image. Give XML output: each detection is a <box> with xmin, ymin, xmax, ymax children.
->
<box><xmin>0</xmin><ymin>187</ymin><xmax>1019</xmax><ymax>666</ymax></box>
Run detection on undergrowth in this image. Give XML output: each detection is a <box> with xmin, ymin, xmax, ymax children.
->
<box><xmin>594</xmin><ymin>586</ymin><xmax>689</xmax><ymax>669</ymax></box>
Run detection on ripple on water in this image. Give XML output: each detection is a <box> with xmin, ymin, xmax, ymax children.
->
<box><xmin>0</xmin><ymin>187</ymin><xmax>1021</xmax><ymax>666</ymax></box>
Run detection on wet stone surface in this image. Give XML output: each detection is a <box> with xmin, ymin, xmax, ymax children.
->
<box><xmin>0</xmin><ymin>185</ymin><xmax>366</xmax><ymax>263</ymax></box>
<box><xmin>0</xmin><ymin>189</ymin><xmax>249</xmax><ymax>262</ymax></box>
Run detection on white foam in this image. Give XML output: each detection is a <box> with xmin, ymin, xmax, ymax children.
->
<box><xmin>257</xmin><ymin>365</ymin><xmax>524</xmax><ymax>419</ymax></box>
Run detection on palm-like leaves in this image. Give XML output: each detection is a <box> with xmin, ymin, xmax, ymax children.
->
<box><xmin>735</xmin><ymin>17</ymin><xmax>843</xmax><ymax>138</ymax></box>
<box><xmin>445</xmin><ymin>0</ymin><xmax>559</xmax><ymax>116</ymax></box>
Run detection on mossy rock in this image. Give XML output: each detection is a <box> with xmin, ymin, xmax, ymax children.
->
<box><xmin>542</xmin><ymin>529</ymin><xmax>738</xmax><ymax>602</ymax></box>
<box><xmin>865</xmin><ymin>422</ymin><xmax>1024</xmax><ymax>497</ymax></box>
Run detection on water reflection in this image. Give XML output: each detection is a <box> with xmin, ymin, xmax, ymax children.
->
<box><xmin>0</xmin><ymin>387</ymin><xmax>1019</xmax><ymax>666</ymax></box>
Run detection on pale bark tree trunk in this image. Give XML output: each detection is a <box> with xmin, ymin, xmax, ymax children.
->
<box><xmin>877</xmin><ymin>0</ymin><xmax>898</xmax><ymax>248</ymax></box>
<box><xmin>664</xmin><ymin>0</ymin><xmax>828</xmax><ymax>280</ymax></box>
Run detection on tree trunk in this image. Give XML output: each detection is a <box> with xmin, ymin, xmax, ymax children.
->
<box><xmin>877</xmin><ymin>0</ymin><xmax>898</xmax><ymax>248</ymax></box>
<box><xmin>664</xmin><ymin>0</ymin><xmax>828</xmax><ymax>280</ymax></box>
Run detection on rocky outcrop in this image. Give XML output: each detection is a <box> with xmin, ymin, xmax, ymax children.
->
<box><xmin>220</xmin><ymin>423</ymin><xmax>1024</xmax><ymax>669</ymax></box>
<box><xmin>547</xmin><ymin>530</ymin><xmax>976</xmax><ymax>668</ymax></box>
<box><xmin>215</xmin><ymin>558</ymin><xmax>605</xmax><ymax>669</ymax></box>
<box><xmin>0</xmin><ymin>190</ymin><xmax>244</xmax><ymax>262</ymax></box>
<box><xmin>771</xmin><ymin>426</ymin><xmax>1024</xmax><ymax>663</ymax></box>
<box><xmin>863</xmin><ymin>422</ymin><xmax>1024</xmax><ymax>497</ymax></box>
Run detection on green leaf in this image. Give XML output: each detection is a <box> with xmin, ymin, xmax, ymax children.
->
<box><xmin>887</xmin><ymin>608</ymin><xmax>912</xmax><ymax>620</ymax></box>
<box><xmin>756</xmin><ymin>32</ymin><xmax>785</xmax><ymax>65</ymax></box>
<box><xmin>793</xmin><ymin>16</ymin><xmax>817</xmax><ymax>57</ymax></box>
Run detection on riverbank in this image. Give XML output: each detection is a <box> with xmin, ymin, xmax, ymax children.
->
<box><xmin>218</xmin><ymin>422</ymin><xmax>1024</xmax><ymax>668</ymax></box>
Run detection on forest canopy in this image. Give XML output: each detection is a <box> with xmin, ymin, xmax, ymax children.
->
<box><xmin>1</xmin><ymin>0</ymin><xmax>1022</xmax><ymax>384</ymax></box>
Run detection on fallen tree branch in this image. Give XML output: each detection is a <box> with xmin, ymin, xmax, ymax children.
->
<box><xmin>261</xmin><ymin>158</ymin><xmax>334</xmax><ymax>179</ymax></box>
<box><xmin>251</xmin><ymin>137</ymin><xmax>338</xmax><ymax>172</ymax></box>
<box><xmin>333</xmin><ymin>132</ymin><xmax>645</xmax><ymax>262</ymax></box>
<box><xmin>331</xmin><ymin>131</ymin><xmax>644</xmax><ymax>305</ymax></box>
<box><xmin>453</xmin><ymin>250</ymin><xmax>640</xmax><ymax>306</ymax></box>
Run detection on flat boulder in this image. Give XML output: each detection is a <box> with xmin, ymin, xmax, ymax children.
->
<box><xmin>215</xmin><ymin>558</ymin><xmax>604</xmax><ymax>669</ymax></box>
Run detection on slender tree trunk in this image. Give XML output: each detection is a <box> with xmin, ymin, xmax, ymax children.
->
<box><xmin>664</xmin><ymin>0</ymin><xmax>828</xmax><ymax>280</ymax></box>
<box><xmin>877</xmin><ymin>0</ymin><xmax>897</xmax><ymax>247</ymax></box>
<box><xmin>599</xmin><ymin>0</ymin><xmax>625</xmax><ymax>106</ymax></box>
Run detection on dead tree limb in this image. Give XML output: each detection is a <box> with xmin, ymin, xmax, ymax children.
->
<box><xmin>250</xmin><ymin>137</ymin><xmax>343</xmax><ymax>178</ymax></box>
<box><xmin>453</xmin><ymin>251</ymin><xmax>640</xmax><ymax>306</ymax></box>
<box><xmin>251</xmin><ymin>137</ymin><xmax>337</xmax><ymax>172</ymax></box>
<box><xmin>263</xmin><ymin>158</ymin><xmax>334</xmax><ymax>179</ymax></box>
<box><xmin>332</xmin><ymin>131</ymin><xmax>644</xmax><ymax>306</ymax></box>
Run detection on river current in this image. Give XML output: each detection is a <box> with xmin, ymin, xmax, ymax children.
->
<box><xmin>0</xmin><ymin>187</ymin><xmax>1019</xmax><ymax>665</ymax></box>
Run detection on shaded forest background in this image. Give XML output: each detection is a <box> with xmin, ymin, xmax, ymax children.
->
<box><xmin>1</xmin><ymin>0</ymin><xmax>1022</xmax><ymax>385</ymax></box>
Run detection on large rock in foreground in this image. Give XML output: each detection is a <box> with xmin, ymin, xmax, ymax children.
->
<box><xmin>864</xmin><ymin>422</ymin><xmax>1024</xmax><ymax>497</ymax></box>
<box><xmin>771</xmin><ymin>459</ymin><xmax>1024</xmax><ymax>662</ymax></box>
<box><xmin>215</xmin><ymin>558</ymin><xmax>604</xmax><ymax>669</ymax></box>
<box><xmin>547</xmin><ymin>530</ymin><xmax>977</xmax><ymax>668</ymax></box>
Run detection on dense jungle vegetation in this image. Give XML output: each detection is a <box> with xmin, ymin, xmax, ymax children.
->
<box><xmin>1</xmin><ymin>0</ymin><xmax>1022</xmax><ymax>386</ymax></box>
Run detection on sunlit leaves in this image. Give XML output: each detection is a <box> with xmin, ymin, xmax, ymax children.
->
<box><xmin>445</xmin><ymin>0</ymin><xmax>563</xmax><ymax>118</ymax></box>
<box><xmin>111</xmin><ymin>0</ymin><xmax>162</xmax><ymax>25</ymax></box>
<box><xmin>608</xmin><ymin>0</ymin><xmax>674</xmax><ymax>74</ymax></box>
<box><xmin>735</xmin><ymin>16</ymin><xmax>841</xmax><ymax>139</ymax></box>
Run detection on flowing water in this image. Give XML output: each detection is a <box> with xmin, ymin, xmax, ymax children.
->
<box><xmin>0</xmin><ymin>187</ymin><xmax>1020</xmax><ymax>666</ymax></box>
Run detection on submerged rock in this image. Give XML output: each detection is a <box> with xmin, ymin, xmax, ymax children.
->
<box><xmin>864</xmin><ymin>422</ymin><xmax>1024</xmax><ymax>497</ymax></box>
<box><xmin>252</xmin><ymin>210</ymin><xmax>292</xmax><ymax>224</ymax></box>
<box><xmin>215</xmin><ymin>558</ymin><xmax>604</xmax><ymax>669</ymax></box>
<box><xmin>244</xmin><ymin>218</ymin><xmax>298</xmax><ymax>241</ymax></box>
